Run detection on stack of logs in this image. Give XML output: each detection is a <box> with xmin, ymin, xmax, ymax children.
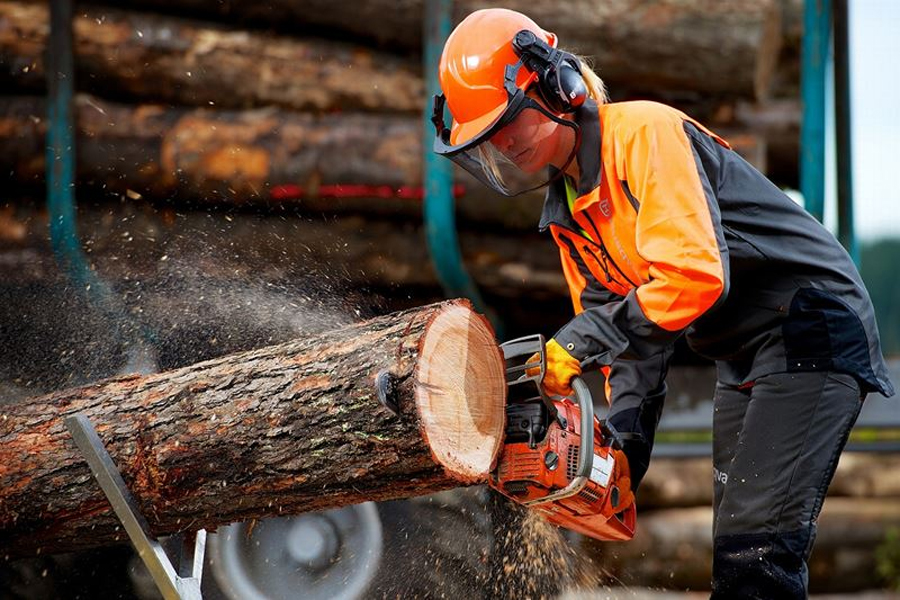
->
<box><xmin>587</xmin><ymin>454</ymin><xmax>900</xmax><ymax>593</ymax></box>
<box><xmin>0</xmin><ymin>0</ymin><xmax>803</xmax><ymax>321</ymax></box>
<box><xmin>0</xmin><ymin>0</ymin><xmax>802</xmax><ymax>211</ymax></box>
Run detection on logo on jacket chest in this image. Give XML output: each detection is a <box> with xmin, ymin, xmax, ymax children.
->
<box><xmin>597</xmin><ymin>196</ymin><xmax>612</xmax><ymax>218</ymax></box>
<box><xmin>595</xmin><ymin>181</ymin><xmax>613</xmax><ymax>220</ymax></box>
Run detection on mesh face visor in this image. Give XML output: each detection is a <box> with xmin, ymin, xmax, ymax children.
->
<box><xmin>432</xmin><ymin>62</ymin><xmax>581</xmax><ymax>197</ymax></box>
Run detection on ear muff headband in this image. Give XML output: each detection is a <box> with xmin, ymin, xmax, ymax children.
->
<box><xmin>511</xmin><ymin>30</ymin><xmax>587</xmax><ymax>114</ymax></box>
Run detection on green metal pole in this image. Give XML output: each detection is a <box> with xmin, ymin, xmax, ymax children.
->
<box><xmin>833</xmin><ymin>0</ymin><xmax>857</xmax><ymax>264</ymax></box>
<box><xmin>800</xmin><ymin>0</ymin><xmax>831</xmax><ymax>223</ymax></box>
<box><xmin>46</xmin><ymin>0</ymin><xmax>91</xmax><ymax>286</ymax></box>
<box><xmin>46</xmin><ymin>0</ymin><xmax>156</xmax><ymax>371</ymax></box>
<box><xmin>422</xmin><ymin>0</ymin><xmax>500</xmax><ymax>333</ymax></box>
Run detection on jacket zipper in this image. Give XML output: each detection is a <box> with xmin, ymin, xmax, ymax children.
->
<box><xmin>584</xmin><ymin>243</ymin><xmax>615</xmax><ymax>284</ymax></box>
<box><xmin>579</xmin><ymin>212</ymin><xmax>640</xmax><ymax>288</ymax></box>
<box><xmin>554</xmin><ymin>221</ymin><xmax>633</xmax><ymax>290</ymax></box>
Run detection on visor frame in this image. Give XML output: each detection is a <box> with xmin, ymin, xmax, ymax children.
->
<box><xmin>432</xmin><ymin>61</ymin><xmax>582</xmax><ymax>196</ymax></box>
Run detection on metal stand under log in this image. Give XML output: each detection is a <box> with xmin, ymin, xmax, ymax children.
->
<box><xmin>65</xmin><ymin>414</ymin><xmax>206</xmax><ymax>600</ymax></box>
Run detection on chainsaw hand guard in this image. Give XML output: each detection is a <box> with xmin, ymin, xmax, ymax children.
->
<box><xmin>491</xmin><ymin>335</ymin><xmax>637</xmax><ymax>542</ymax></box>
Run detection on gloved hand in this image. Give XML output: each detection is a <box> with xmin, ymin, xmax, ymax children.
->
<box><xmin>527</xmin><ymin>338</ymin><xmax>582</xmax><ymax>397</ymax></box>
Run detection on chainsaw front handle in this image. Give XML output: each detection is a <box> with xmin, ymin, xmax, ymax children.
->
<box><xmin>570</xmin><ymin>376</ymin><xmax>595</xmax><ymax>479</ymax></box>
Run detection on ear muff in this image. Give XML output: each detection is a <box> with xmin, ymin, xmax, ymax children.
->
<box><xmin>511</xmin><ymin>30</ymin><xmax>588</xmax><ymax>114</ymax></box>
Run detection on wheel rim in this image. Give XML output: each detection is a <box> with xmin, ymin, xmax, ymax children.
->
<box><xmin>208</xmin><ymin>503</ymin><xmax>383</xmax><ymax>600</ymax></box>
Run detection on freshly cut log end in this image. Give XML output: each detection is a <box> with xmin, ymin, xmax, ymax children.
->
<box><xmin>415</xmin><ymin>304</ymin><xmax>506</xmax><ymax>482</ymax></box>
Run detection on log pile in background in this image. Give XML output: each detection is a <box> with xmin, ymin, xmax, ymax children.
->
<box><xmin>1</xmin><ymin>0</ymin><xmax>781</xmax><ymax>101</ymax></box>
<box><xmin>586</xmin><ymin>454</ymin><xmax>900</xmax><ymax>592</ymax></box>
<box><xmin>0</xmin><ymin>0</ymin><xmax>802</xmax><ymax>215</ymax></box>
<box><xmin>0</xmin><ymin>300</ymin><xmax>506</xmax><ymax>558</ymax></box>
<box><xmin>0</xmin><ymin>195</ymin><xmax>567</xmax><ymax>302</ymax></box>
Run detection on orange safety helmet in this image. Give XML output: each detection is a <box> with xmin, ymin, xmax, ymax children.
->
<box><xmin>431</xmin><ymin>9</ymin><xmax>586</xmax><ymax>196</ymax></box>
<box><xmin>439</xmin><ymin>8</ymin><xmax>557</xmax><ymax>147</ymax></box>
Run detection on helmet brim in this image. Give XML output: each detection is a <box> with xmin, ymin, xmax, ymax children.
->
<box><xmin>449</xmin><ymin>101</ymin><xmax>508</xmax><ymax>147</ymax></box>
<box><xmin>448</xmin><ymin>68</ymin><xmax>540</xmax><ymax>147</ymax></box>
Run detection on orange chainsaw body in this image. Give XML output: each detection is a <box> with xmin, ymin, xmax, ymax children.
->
<box><xmin>491</xmin><ymin>336</ymin><xmax>636</xmax><ymax>542</ymax></box>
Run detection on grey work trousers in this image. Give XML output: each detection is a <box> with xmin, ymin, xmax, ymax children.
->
<box><xmin>710</xmin><ymin>370</ymin><xmax>864</xmax><ymax>599</ymax></box>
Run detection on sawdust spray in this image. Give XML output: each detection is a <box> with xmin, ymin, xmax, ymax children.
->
<box><xmin>486</xmin><ymin>491</ymin><xmax>603</xmax><ymax>600</ymax></box>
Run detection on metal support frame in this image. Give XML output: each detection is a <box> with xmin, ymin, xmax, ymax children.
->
<box><xmin>800</xmin><ymin>0</ymin><xmax>857</xmax><ymax>263</ymax></box>
<box><xmin>800</xmin><ymin>0</ymin><xmax>831</xmax><ymax>223</ymax></box>
<box><xmin>65</xmin><ymin>414</ymin><xmax>206</xmax><ymax>600</ymax></box>
<box><xmin>832</xmin><ymin>0</ymin><xmax>857</xmax><ymax>263</ymax></box>
<box><xmin>46</xmin><ymin>0</ymin><xmax>157</xmax><ymax>374</ymax></box>
<box><xmin>46</xmin><ymin>0</ymin><xmax>89</xmax><ymax>284</ymax></box>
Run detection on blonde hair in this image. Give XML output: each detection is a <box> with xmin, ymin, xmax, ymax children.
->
<box><xmin>575</xmin><ymin>55</ymin><xmax>609</xmax><ymax>105</ymax></box>
<box><xmin>477</xmin><ymin>54</ymin><xmax>607</xmax><ymax>189</ymax></box>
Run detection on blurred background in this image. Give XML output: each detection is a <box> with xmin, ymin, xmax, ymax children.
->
<box><xmin>0</xmin><ymin>0</ymin><xmax>897</xmax><ymax>598</ymax></box>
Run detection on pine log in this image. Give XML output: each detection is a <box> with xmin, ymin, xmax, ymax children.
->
<box><xmin>0</xmin><ymin>2</ymin><xmax>424</xmax><ymax>113</ymax></box>
<box><xmin>0</xmin><ymin>94</ymin><xmax>425</xmax><ymax>203</ymax></box>
<box><xmin>101</xmin><ymin>0</ymin><xmax>782</xmax><ymax>99</ymax></box>
<box><xmin>0</xmin><ymin>93</ymin><xmax>481</xmax><ymax>206</ymax></box>
<box><xmin>829</xmin><ymin>453</ymin><xmax>900</xmax><ymax>498</ymax></box>
<box><xmin>733</xmin><ymin>99</ymin><xmax>800</xmax><ymax>147</ymax></box>
<box><xmin>637</xmin><ymin>458</ymin><xmax>713</xmax><ymax>509</ymax></box>
<box><xmin>0</xmin><ymin>300</ymin><xmax>506</xmax><ymax>559</ymax></box>
<box><xmin>0</xmin><ymin>93</ymin><xmax>549</xmax><ymax>228</ymax></box>
<box><xmin>0</xmin><ymin>94</ymin><xmax>777</xmax><ymax>227</ymax></box>
<box><xmin>0</xmin><ymin>196</ymin><xmax>566</xmax><ymax>299</ymax></box>
<box><xmin>635</xmin><ymin>453</ymin><xmax>900</xmax><ymax>510</ymax></box>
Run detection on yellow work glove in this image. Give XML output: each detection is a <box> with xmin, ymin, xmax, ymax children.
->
<box><xmin>527</xmin><ymin>338</ymin><xmax>582</xmax><ymax>397</ymax></box>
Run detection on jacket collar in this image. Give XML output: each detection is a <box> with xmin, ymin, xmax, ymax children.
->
<box><xmin>539</xmin><ymin>98</ymin><xmax>602</xmax><ymax>232</ymax></box>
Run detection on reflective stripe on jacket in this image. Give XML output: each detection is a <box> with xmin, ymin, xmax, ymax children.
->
<box><xmin>544</xmin><ymin>99</ymin><xmax>894</xmax><ymax>397</ymax></box>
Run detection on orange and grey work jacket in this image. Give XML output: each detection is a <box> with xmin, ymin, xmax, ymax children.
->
<box><xmin>544</xmin><ymin>99</ymin><xmax>894</xmax><ymax>404</ymax></box>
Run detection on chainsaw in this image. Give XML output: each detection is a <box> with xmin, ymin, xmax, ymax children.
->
<box><xmin>489</xmin><ymin>334</ymin><xmax>636</xmax><ymax>541</ymax></box>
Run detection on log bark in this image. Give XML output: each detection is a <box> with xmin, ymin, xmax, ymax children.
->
<box><xmin>0</xmin><ymin>94</ymin><xmax>550</xmax><ymax>228</ymax></box>
<box><xmin>0</xmin><ymin>2</ymin><xmax>424</xmax><ymax>113</ymax></box>
<box><xmin>0</xmin><ymin>94</ymin><xmax>779</xmax><ymax>227</ymax></box>
<box><xmin>102</xmin><ymin>0</ymin><xmax>782</xmax><ymax>99</ymax></box>
<box><xmin>0</xmin><ymin>300</ymin><xmax>506</xmax><ymax>558</ymax></box>
<box><xmin>0</xmin><ymin>195</ymin><xmax>566</xmax><ymax>299</ymax></box>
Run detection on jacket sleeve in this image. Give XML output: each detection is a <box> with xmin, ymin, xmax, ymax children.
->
<box><xmin>554</xmin><ymin>109</ymin><xmax>729</xmax><ymax>365</ymax></box>
<box><xmin>604</xmin><ymin>346</ymin><xmax>672</xmax><ymax>489</ymax></box>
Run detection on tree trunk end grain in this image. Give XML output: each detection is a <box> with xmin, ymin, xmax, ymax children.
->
<box><xmin>415</xmin><ymin>304</ymin><xmax>505</xmax><ymax>481</ymax></box>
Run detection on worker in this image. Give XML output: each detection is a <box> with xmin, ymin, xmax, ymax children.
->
<box><xmin>431</xmin><ymin>8</ymin><xmax>894</xmax><ymax>599</ymax></box>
